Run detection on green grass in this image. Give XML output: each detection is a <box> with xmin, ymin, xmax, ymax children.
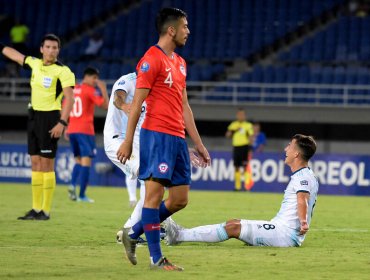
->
<box><xmin>0</xmin><ymin>183</ymin><xmax>369</xmax><ymax>280</ymax></box>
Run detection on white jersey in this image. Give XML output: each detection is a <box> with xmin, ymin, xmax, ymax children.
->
<box><xmin>272</xmin><ymin>167</ymin><xmax>319</xmax><ymax>232</ymax></box>
<box><xmin>103</xmin><ymin>72</ymin><xmax>146</xmax><ymax>143</ymax></box>
<box><xmin>104</xmin><ymin>72</ymin><xmax>146</xmax><ymax>179</ymax></box>
<box><xmin>237</xmin><ymin>167</ymin><xmax>318</xmax><ymax>247</ymax></box>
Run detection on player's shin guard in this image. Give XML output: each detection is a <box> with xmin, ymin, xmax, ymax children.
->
<box><xmin>31</xmin><ymin>171</ymin><xmax>43</xmax><ymax>211</ymax></box>
<box><xmin>79</xmin><ymin>166</ymin><xmax>90</xmax><ymax>198</ymax></box>
<box><xmin>41</xmin><ymin>171</ymin><xmax>56</xmax><ymax>214</ymax></box>
<box><xmin>234</xmin><ymin>170</ymin><xmax>241</xmax><ymax>190</ymax></box>
<box><xmin>142</xmin><ymin>207</ymin><xmax>162</xmax><ymax>264</ymax></box>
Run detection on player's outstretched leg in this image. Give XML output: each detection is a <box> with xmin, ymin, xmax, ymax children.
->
<box><xmin>120</xmin><ymin>228</ymin><xmax>138</xmax><ymax>265</ymax></box>
<box><xmin>163</xmin><ymin>217</ymin><xmax>184</xmax><ymax>245</ymax></box>
<box><xmin>164</xmin><ymin>220</ymin><xmax>230</xmax><ymax>243</ymax></box>
<box><xmin>150</xmin><ymin>256</ymin><xmax>184</xmax><ymax>271</ymax></box>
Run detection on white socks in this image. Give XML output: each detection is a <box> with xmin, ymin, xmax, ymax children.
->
<box><xmin>178</xmin><ymin>223</ymin><xmax>229</xmax><ymax>242</ymax></box>
<box><xmin>123</xmin><ymin>180</ymin><xmax>145</xmax><ymax>228</ymax></box>
<box><xmin>126</xmin><ymin>177</ymin><xmax>138</xmax><ymax>202</ymax></box>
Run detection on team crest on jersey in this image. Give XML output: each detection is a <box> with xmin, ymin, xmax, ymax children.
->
<box><xmin>158</xmin><ymin>162</ymin><xmax>169</xmax><ymax>174</ymax></box>
<box><xmin>179</xmin><ymin>64</ymin><xmax>186</xmax><ymax>76</ymax></box>
<box><xmin>43</xmin><ymin>77</ymin><xmax>52</xmax><ymax>88</ymax></box>
<box><xmin>140</xmin><ymin>62</ymin><xmax>150</xmax><ymax>72</ymax></box>
<box><xmin>300</xmin><ymin>180</ymin><xmax>308</xmax><ymax>186</ymax></box>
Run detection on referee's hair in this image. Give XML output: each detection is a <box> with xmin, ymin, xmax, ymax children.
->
<box><xmin>83</xmin><ymin>67</ymin><xmax>99</xmax><ymax>77</ymax></box>
<box><xmin>41</xmin><ymin>34</ymin><xmax>61</xmax><ymax>48</ymax></box>
<box><xmin>156</xmin><ymin>7</ymin><xmax>187</xmax><ymax>35</ymax></box>
<box><xmin>292</xmin><ymin>134</ymin><xmax>317</xmax><ymax>161</ymax></box>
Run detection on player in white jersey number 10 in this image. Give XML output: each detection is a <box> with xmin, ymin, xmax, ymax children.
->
<box><xmin>164</xmin><ymin>134</ymin><xmax>319</xmax><ymax>247</ymax></box>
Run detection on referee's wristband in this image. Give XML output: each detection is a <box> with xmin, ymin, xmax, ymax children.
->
<box><xmin>0</xmin><ymin>43</ymin><xmax>5</xmax><ymax>53</ymax></box>
<box><xmin>58</xmin><ymin>119</ymin><xmax>68</xmax><ymax>126</ymax></box>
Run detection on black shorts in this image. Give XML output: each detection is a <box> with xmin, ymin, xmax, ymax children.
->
<box><xmin>27</xmin><ymin>109</ymin><xmax>60</xmax><ymax>158</ymax></box>
<box><xmin>233</xmin><ymin>145</ymin><xmax>250</xmax><ymax>167</ymax></box>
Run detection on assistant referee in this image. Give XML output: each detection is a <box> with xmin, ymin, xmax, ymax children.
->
<box><xmin>1</xmin><ymin>34</ymin><xmax>75</xmax><ymax>220</ymax></box>
<box><xmin>226</xmin><ymin>108</ymin><xmax>254</xmax><ymax>191</ymax></box>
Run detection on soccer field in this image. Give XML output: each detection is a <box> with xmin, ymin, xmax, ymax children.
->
<box><xmin>0</xmin><ymin>183</ymin><xmax>369</xmax><ymax>280</ymax></box>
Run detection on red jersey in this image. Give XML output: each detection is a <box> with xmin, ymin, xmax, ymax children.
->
<box><xmin>67</xmin><ymin>83</ymin><xmax>104</xmax><ymax>135</ymax></box>
<box><xmin>136</xmin><ymin>45</ymin><xmax>187</xmax><ymax>138</ymax></box>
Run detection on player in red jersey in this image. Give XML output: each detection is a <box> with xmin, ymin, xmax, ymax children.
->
<box><xmin>117</xmin><ymin>8</ymin><xmax>211</xmax><ymax>271</ymax></box>
<box><xmin>66</xmin><ymin>67</ymin><xmax>108</xmax><ymax>202</ymax></box>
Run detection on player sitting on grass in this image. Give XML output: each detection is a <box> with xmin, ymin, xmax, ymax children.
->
<box><xmin>164</xmin><ymin>134</ymin><xmax>318</xmax><ymax>247</ymax></box>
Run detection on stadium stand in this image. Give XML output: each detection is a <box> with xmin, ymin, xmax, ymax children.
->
<box><xmin>233</xmin><ymin>1</ymin><xmax>370</xmax><ymax>105</ymax></box>
<box><xmin>278</xmin><ymin>16</ymin><xmax>370</xmax><ymax>62</ymax></box>
<box><xmin>3</xmin><ymin>0</ymin><xmax>370</xmax><ymax>105</ymax></box>
<box><xmin>0</xmin><ymin>0</ymin><xmax>123</xmax><ymax>48</ymax></box>
<box><xmin>4</xmin><ymin>0</ymin><xmax>370</xmax><ymax>148</ymax></box>
<box><xmin>0</xmin><ymin>0</ymin><xmax>347</xmax><ymax>80</ymax></box>
<box><xmin>0</xmin><ymin>2</ymin><xmax>330</xmax><ymax>52</ymax></box>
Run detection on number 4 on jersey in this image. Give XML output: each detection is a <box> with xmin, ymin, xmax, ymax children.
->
<box><xmin>164</xmin><ymin>72</ymin><xmax>173</xmax><ymax>87</ymax></box>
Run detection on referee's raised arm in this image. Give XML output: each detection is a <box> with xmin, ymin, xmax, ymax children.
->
<box><xmin>0</xmin><ymin>43</ymin><xmax>25</xmax><ymax>65</ymax></box>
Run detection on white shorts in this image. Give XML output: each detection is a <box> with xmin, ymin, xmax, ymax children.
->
<box><xmin>104</xmin><ymin>137</ymin><xmax>140</xmax><ymax>180</ymax></box>
<box><xmin>239</xmin><ymin>219</ymin><xmax>300</xmax><ymax>247</ymax></box>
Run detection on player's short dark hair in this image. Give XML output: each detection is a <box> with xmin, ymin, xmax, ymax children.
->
<box><xmin>292</xmin><ymin>134</ymin><xmax>317</xmax><ymax>161</ymax></box>
<box><xmin>155</xmin><ymin>7</ymin><xmax>187</xmax><ymax>35</ymax></box>
<box><xmin>83</xmin><ymin>67</ymin><xmax>99</xmax><ymax>77</ymax></box>
<box><xmin>41</xmin><ymin>34</ymin><xmax>61</xmax><ymax>48</ymax></box>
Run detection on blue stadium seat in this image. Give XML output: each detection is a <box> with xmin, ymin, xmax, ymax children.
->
<box><xmin>286</xmin><ymin>66</ymin><xmax>299</xmax><ymax>83</ymax></box>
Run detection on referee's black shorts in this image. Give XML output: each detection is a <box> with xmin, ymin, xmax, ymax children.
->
<box><xmin>27</xmin><ymin>109</ymin><xmax>60</xmax><ymax>158</ymax></box>
<box><xmin>233</xmin><ymin>145</ymin><xmax>250</xmax><ymax>168</ymax></box>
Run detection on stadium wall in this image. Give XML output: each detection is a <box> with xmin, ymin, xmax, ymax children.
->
<box><xmin>2</xmin><ymin>103</ymin><xmax>370</xmax><ymax>145</ymax></box>
<box><xmin>1</xmin><ymin>144</ymin><xmax>369</xmax><ymax>196</ymax></box>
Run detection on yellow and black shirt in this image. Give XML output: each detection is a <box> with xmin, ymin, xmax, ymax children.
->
<box><xmin>227</xmin><ymin>121</ymin><xmax>254</xmax><ymax>147</ymax></box>
<box><xmin>23</xmin><ymin>56</ymin><xmax>75</xmax><ymax>111</ymax></box>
